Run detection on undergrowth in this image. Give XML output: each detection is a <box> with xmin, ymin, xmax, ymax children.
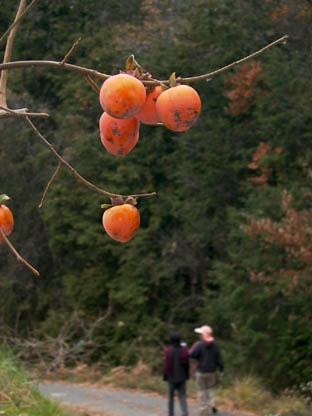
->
<box><xmin>0</xmin><ymin>347</ymin><xmax>74</xmax><ymax>416</ymax></box>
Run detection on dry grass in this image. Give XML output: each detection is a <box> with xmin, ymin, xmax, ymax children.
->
<box><xmin>100</xmin><ymin>360</ymin><xmax>169</xmax><ymax>395</ymax></box>
<box><xmin>218</xmin><ymin>375</ymin><xmax>311</xmax><ymax>416</ymax></box>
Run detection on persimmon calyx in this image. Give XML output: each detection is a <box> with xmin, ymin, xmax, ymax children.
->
<box><xmin>124</xmin><ymin>196</ymin><xmax>137</xmax><ymax>206</ymax></box>
<box><xmin>0</xmin><ymin>194</ymin><xmax>11</xmax><ymax>204</ymax></box>
<box><xmin>101</xmin><ymin>196</ymin><xmax>138</xmax><ymax>210</ymax></box>
<box><xmin>168</xmin><ymin>72</ymin><xmax>177</xmax><ymax>87</ymax></box>
<box><xmin>125</xmin><ymin>55</ymin><xmax>143</xmax><ymax>77</ymax></box>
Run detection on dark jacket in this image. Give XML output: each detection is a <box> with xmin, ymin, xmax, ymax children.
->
<box><xmin>163</xmin><ymin>344</ymin><xmax>189</xmax><ymax>384</ymax></box>
<box><xmin>189</xmin><ymin>340</ymin><xmax>224</xmax><ymax>373</ymax></box>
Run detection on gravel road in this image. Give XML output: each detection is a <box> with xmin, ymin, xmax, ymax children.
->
<box><xmin>37</xmin><ymin>381</ymin><xmax>243</xmax><ymax>416</ymax></box>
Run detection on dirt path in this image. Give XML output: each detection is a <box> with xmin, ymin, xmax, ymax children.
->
<box><xmin>37</xmin><ymin>381</ymin><xmax>245</xmax><ymax>416</ymax></box>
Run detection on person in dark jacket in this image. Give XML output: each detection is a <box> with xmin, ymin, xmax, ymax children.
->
<box><xmin>163</xmin><ymin>332</ymin><xmax>189</xmax><ymax>416</ymax></box>
<box><xmin>189</xmin><ymin>325</ymin><xmax>224</xmax><ymax>415</ymax></box>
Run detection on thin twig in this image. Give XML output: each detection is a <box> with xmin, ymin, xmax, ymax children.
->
<box><xmin>0</xmin><ymin>35</ymin><xmax>289</xmax><ymax>86</ymax></box>
<box><xmin>85</xmin><ymin>74</ymin><xmax>101</xmax><ymax>93</ymax></box>
<box><xmin>0</xmin><ymin>228</ymin><xmax>40</xmax><ymax>276</ymax></box>
<box><xmin>0</xmin><ymin>104</ymin><xmax>49</xmax><ymax>118</ymax></box>
<box><xmin>0</xmin><ymin>0</ymin><xmax>27</xmax><ymax>107</ymax></box>
<box><xmin>0</xmin><ymin>0</ymin><xmax>39</xmax><ymax>45</ymax></box>
<box><xmin>60</xmin><ymin>38</ymin><xmax>82</xmax><ymax>65</ymax></box>
<box><xmin>39</xmin><ymin>162</ymin><xmax>63</xmax><ymax>208</ymax></box>
<box><xmin>180</xmin><ymin>35</ymin><xmax>289</xmax><ymax>84</ymax></box>
<box><xmin>24</xmin><ymin>116</ymin><xmax>156</xmax><ymax>200</ymax></box>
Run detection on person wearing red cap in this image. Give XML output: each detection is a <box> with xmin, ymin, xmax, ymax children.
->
<box><xmin>189</xmin><ymin>325</ymin><xmax>224</xmax><ymax>415</ymax></box>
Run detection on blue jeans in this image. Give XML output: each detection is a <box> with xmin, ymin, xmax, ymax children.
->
<box><xmin>168</xmin><ymin>381</ymin><xmax>188</xmax><ymax>416</ymax></box>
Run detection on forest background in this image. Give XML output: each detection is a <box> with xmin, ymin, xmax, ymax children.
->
<box><xmin>0</xmin><ymin>0</ymin><xmax>312</xmax><ymax>393</ymax></box>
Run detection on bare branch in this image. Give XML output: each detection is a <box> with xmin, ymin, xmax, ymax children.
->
<box><xmin>0</xmin><ymin>35</ymin><xmax>289</xmax><ymax>86</ymax></box>
<box><xmin>85</xmin><ymin>74</ymin><xmax>101</xmax><ymax>93</ymax></box>
<box><xmin>60</xmin><ymin>38</ymin><xmax>82</xmax><ymax>65</ymax></box>
<box><xmin>0</xmin><ymin>107</ymin><xmax>28</xmax><ymax>118</ymax></box>
<box><xmin>24</xmin><ymin>116</ymin><xmax>156</xmax><ymax>200</ymax></box>
<box><xmin>0</xmin><ymin>105</ymin><xmax>49</xmax><ymax>118</ymax></box>
<box><xmin>0</xmin><ymin>60</ymin><xmax>111</xmax><ymax>81</ymax></box>
<box><xmin>39</xmin><ymin>162</ymin><xmax>63</xmax><ymax>209</ymax></box>
<box><xmin>179</xmin><ymin>35</ymin><xmax>289</xmax><ymax>84</ymax></box>
<box><xmin>0</xmin><ymin>0</ymin><xmax>27</xmax><ymax>107</ymax></box>
<box><xmin>0</xmin><ymin>228</ymin><xmax>40</xmax><ymax>276</ymax></box>
<box><xmin>0</xmin><ymin>0</ymin><xmax>39</xmax><ymax>45</ymax></box>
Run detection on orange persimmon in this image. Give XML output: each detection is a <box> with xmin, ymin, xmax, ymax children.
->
<box><xmin>135</xmin><ymin>85</ymin><xmax>163</xmax><ymax>125</ymax></box>
<box><xmin>0</xmin><ymin>195</ymin><xmax>14</xmax><ymax>243</ymax></box>
<box><xmin>156</xmin><ymin>84</ymin><xmax>201</xmax><ymax>132</ymax></box>
<box><xmin>99</xmin><ymin>73</ymin><xmax>146</xmax><ymax>119</ymax></box>
<box><xmin>102</xmin><ymin>203</ymin><xmax>140</xmax><ymax>243</ymax></box>
<box><xmin>99</xmin><ymin>112</ymin><xmax>140</xmax><ymax>157</ymax></box>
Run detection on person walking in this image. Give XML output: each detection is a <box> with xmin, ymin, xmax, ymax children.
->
<box><xmin>189</xmin><ymin>325</ymin><xmax>224</xmax><ymax>415</ymax></box>
<box><xmin>163</xmin><ymin>332</ymin><xmax>189</xmax><ymax>416</ymax></box>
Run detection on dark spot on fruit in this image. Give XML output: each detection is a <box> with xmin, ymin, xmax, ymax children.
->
<box><xmin>112</xmin><ymin>126</ymin><xmax>120</xmax><ymax>136</ymax></box>
<box><xmin>174</xmin><ymin>111</ymin><xmax>182</xmax><ymax>122</ymax></box>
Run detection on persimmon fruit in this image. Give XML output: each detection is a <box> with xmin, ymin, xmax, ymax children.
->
<box><xmin>135</xmin><ymin>85</ymin><xmax>163</xmax><ymax>125</ymax></box>
<box><xmin>0</xmin><ymin>197</ymin><xmax>14</xmax><ymax>244</ymax></box>
<box><xmin>99</xmin><ymin>73</ymin><xmax>146</xmax><ymax>119</ymax></box>
<box><xmin>156</xmin><ymin>84</ymin><xmax>201</xmax><ymax>132</ymax></box>
<box><xmin>99</xmin><ymin>112</ymin><xmax>140</xmax><ymax>157</ymax></box>
<box><xmin>102</xmin><ymin>203</ymin><xmax>140</xmax><ymax>243</ymax></box>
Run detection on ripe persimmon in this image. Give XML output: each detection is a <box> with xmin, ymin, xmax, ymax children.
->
<box><xmin>156</xmin><ymin>84</ymin><xmax>201</xmax><ymax>132</ymax></box>
<box><xmin>0</xmin><ymin>195</ymin><xmax>14</xmax><ymax>243</ymax></box>
<box><xmin>135</xmin><ymin>85</ymin><xmax>163</xmax><ymax>125</ymax></box>
<box><xmin>99</xmin><ymin>73</ymin><xmax>146</xmax><ymax>119</ymax></box>
<box><xmin>102</xmin><ymin>203</ymin><xmax>140</xmax><ymax>243</ymax></box>
<box><xmin>99</xmin><ymin>112</ymin><xmax>140</xmax><ymax>157</ymax></box>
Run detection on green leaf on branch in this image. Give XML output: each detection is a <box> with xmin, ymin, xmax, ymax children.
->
<box><xmin>0</xmin><ymin>194</ymin><xmax>11</xmax><ymax>205</ymax></box>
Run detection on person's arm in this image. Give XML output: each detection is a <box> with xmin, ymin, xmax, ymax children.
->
<box><xmin>188</xmin><ymin>341</ymin><xmax>201</xmax><ymax>358</ymax></box>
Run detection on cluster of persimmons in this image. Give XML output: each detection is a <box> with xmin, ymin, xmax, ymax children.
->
<box><xmin>0</xmin><ymin>65</ymin><xmax>202</xmax><ymax>247</ymax></box>
<box><xmin>99</xmin><ymin>64</ymin><xmax>202</xmax><ymax>243</ymax></box>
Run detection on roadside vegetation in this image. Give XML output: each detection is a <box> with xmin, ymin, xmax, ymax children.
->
<box><xmin>0</xmin><ymin>347</ymin><xmax>74</xmax><ymax>416</ymax></box>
